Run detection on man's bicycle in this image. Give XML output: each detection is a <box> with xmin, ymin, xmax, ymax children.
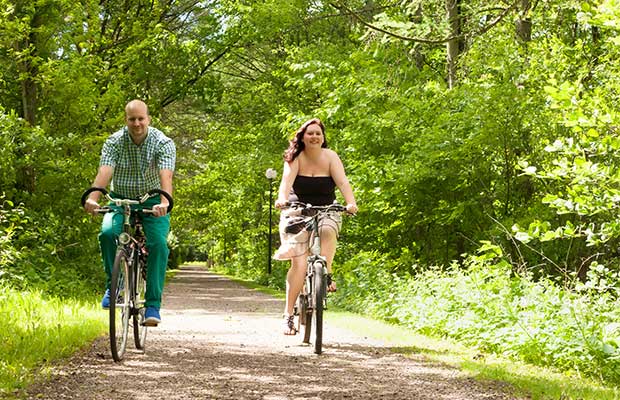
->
<box><xmin>81</xmin><ymin>187</ymin><xmax>173</xmax><ymax>362</ymax></box>
<box><xmin>287</xmin><ymin>202</ymin><xmax>349</xmax><ymax>355</ymax></box>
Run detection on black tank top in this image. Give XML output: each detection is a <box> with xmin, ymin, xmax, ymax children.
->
<box><xmin>291</xmin><ymin>175</ymin><xmax>336</xmax><ymax>206</ymax></box>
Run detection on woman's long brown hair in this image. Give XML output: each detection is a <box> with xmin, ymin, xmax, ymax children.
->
<box><xmin>283</xmin><ymin>118</ymin><xmax>327</xmax><ymax>162</ymax></box>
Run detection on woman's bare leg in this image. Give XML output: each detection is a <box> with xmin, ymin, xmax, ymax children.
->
<box><xmin>284</xmin><ymin>254</ymin><xmax>307</xmax><ymax>316</ymax></box>
<box><xmin>283</xmin><ymin>254</ymin><xmax>307</xmax><ymax>335</ymax></box>
<box><xmin>319</xmin><ymin>226</ymin><xmax>338</xmax><ymax>291</ymax></box>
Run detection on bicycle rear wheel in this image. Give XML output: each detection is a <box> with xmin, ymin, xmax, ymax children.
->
<box><xmin>312</xmin><ymin>261</ymin><xmax>326</xmax><ymax>354</ymax></box>
<box><xmin>133</xmin><ymin>254</ymin><xmax>147</xmax><ymax>350</ymax></box>
<box><xmin>110</xmin><ymin>250</ymin><xmax>131</xmax><ymax>362</ymax></box>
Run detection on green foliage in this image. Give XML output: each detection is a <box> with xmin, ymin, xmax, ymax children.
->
<box><xmin>509</xmin><ymin>1</ymin><xmax>620</xmax><ymax>279</ymax></box>
<box><xmin>0</xmin><ymin>195</ymin><xmax>26</xmax><ymax>282</ymax></box>
<box><xmin>331</xmin><ymin>250</ymin><xmax>620</xmax><ymax>384</ymax></box>
<box><xmin>0</xmin><ymin>109</ymin><xmax>19</xmax><ymax>193</ymax></box>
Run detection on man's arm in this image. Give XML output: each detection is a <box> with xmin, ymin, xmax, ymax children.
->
<box><xmin>84</xmin><ymin>165</ymin><xmax>113</xmax><ymax>215</ymax></box>
<box><xmin>152</xmin><ymin>168</ymin><xmax>174</xmax><ymax>217</ymax></box>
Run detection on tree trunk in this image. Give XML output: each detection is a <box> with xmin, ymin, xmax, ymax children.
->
<box><xmin>516</xmin><ymin>0</ymin><xmax>532</xmax><ymax>42</ymax></box>
<box><xmin>17</xmin><ymin>62</ymin><xmax>37</xmax><ymax>193</ymax></box>
<box><xmin>15</xmin><ymin>5</ymin><xmax>43</xmax><ymax>194</ymax></box>
<box><xmin>20</xmin><ymin>58</ymin><xmax>37</xmax><ymax>126</ymax></box>
<box><xmin>445</xmin><ymin>0</ymin><xmax>460</xmax><ymax>88</ymax></box>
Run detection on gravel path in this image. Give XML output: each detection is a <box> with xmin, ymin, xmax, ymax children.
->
<box><xmin>22</xmin><ymin>264</ymin><xmax>525</xmax><ymax>400</ymax></box>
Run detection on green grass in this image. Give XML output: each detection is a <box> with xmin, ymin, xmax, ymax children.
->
<box><xmin>0</xmin><ymin>285</ymin><xmax>106</xmax><ymax>397</ymax></box>
<box><xmin>0</xmin><ymin>265</ymin><xmax>188</xmax><ymax>397</ymax></box>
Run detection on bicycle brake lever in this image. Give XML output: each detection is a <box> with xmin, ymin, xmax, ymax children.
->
<box><xmin>139</xmin><ymin>192</ymin><xmax>152</xmax><ymax>203</ymax></box>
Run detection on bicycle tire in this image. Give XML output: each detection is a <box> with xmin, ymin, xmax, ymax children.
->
<box><xmin>110</xmin><ymin>250</ymin><xmax>131</xmax><ymax>362</ymax></box>
<box><xmin>312</xmin><ymin>261</ymin><xmax>326</xmax><ymax>354</ymax></box>
<box><xmin>299</xmin><ymin>294</ymin><xmax>312</xmax><ymax>344</ymax></box>
<box><xmin>133</xmin><ymin>252</ymin><xmax>148</xmax><ymax>350</ymax></box>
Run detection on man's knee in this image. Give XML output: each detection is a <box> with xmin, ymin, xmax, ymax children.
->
<box><xmin>148</xmin><ymin>237</ymin><xmax>168</xmax><ymax>250</ymax></box>
<box><xmin>98</xmin><ymin>227</ymin><xmax>116</xmax><ymax>245</ymax></box>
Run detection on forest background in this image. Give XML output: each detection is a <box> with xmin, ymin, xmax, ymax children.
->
<box><xmin>2</xmin><ymin>0</ymin><xmax>620</xmax><ymax>392</ymax></box>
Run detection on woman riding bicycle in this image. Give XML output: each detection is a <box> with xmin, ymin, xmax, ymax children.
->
<box><xmin>273</xmin><ymin>118</ymin><xmax>357</xmax><ymax>335</ymax></box>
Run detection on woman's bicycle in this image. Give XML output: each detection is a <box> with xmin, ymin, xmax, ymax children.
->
<box><xmin>81</xmin><ymin>187</ymin><xmax>173</xmax><ymax>362</ymax></box>
<box><xmin>287</xmin><ymin>201</ymin><xmax>349</xmax><ymax>355</ymax></box>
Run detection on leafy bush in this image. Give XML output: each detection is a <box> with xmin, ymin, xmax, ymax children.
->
<box><xmin>0</xmin><ymin>196</ymin><xmax>27</xmax><ymax>283</ymax></box>
<box><xmin>331</xmin><ymin>249</ymin><xmax>620</xmax><ymax>384</ymax></box>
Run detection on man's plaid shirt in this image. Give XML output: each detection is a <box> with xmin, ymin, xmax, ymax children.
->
<box><xmin>100</xmin><ymin>126</ymin><xmax>176</xmax><ymax>198</ymax></box>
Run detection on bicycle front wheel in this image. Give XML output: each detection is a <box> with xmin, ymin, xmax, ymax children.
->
<box><xmin>110</xmin><ymin>249</ymin><xmax>131</xmax><ymax>362</ymax></box>
<box><xmin>298</xmin><ymin>294</ymin><xmax>312</xmax><ymax>344</ymax></box>
<box><xmin>133</xmin><ymin>254</ymin><xmax>147</xmax><ymax>350</ymax></box>
<box><xmin>312</xmin><ymin>261</ymin><xmax>326</xmax><ymax>354</ymax></box>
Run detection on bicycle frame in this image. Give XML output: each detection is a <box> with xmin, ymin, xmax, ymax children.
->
<box><xmin>304</xmin><ymin>215</ymin><xmax>327</xmax><ymax>311</ymax></box>
<box><xmin>115</xmin><ymin>199</ymin><xmax>146</xmax><ymax>311</ymax></box>
<box><xmin>289</xmin><ymin>202</ymin><xmax>347</xmax><ymax>354</ymax></box>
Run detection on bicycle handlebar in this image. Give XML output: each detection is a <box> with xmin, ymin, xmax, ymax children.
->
<box><xmin>285</xmin><ymin>201</ymin><xmax>350</xmax><ymax>214</ymax></box>
<box><xmin>81</xmin><ymin>187</ymin><xmax>174</xmax><ymax>214</ymax></box>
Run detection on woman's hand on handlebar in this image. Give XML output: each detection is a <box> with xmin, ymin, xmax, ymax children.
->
<box><xmin>275</xmin><ymin>198</ymin><xmax>288</xmax><ymax>209</ymax></box>
<box><xmin>345</xmin><ymin>203</ymin><xmax>358</xmax><ymax>215</ymax></box>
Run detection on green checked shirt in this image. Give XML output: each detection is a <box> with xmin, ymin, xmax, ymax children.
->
<box><xmin>100</xmin><ymin>126</ymin><xmax>176</xmax><ymax>198</ymax></box>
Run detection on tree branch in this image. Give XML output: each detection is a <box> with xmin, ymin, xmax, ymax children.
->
<box><xmin>330</xmin><ymin>0</ymin><xmax>521</xmax><ymax>45</ymax></box>
<box><xmin>160</xmin><ymin>47</ymin><xmax>229</xmax><ymax>108</ymax></box>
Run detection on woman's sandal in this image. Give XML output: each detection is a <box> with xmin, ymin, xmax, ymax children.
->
<box><xmin>283</xmin><ymin>314</ymin><xmax>298</xmax><ymax>335</ymax></box>
<box><xmin>326</xmin><ymin>273</ymin><xmax>337</xmax><ymax>292</ymax></box>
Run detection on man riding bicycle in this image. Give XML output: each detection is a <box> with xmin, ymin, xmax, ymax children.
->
<box><xmin>83</xmin><ymin>99</ymin><xmax>176</xmax><ymax>326</ymax></box>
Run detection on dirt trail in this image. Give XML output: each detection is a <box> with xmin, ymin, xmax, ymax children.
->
<box><xmin>22</xmin><ymin>264</ymin><xmax>524</xmax><ymax>400</ymax></box>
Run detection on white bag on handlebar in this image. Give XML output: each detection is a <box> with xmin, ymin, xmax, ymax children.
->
<box><xmin>273</xmin><ymin>208</ymin><xmax>310</xmax><ymax>260</ymax></box>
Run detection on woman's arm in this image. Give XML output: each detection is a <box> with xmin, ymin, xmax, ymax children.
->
<box><xmin>275</xmin><ymin>159</ymin><xmax>298</xmax><ymax>208</ymax></box>
<box><xmin>329</xmin><ymin>151</ymin><xmax>358</xmax><ymax>213</ymax></box>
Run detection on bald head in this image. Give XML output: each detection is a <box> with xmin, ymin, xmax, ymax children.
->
<box><xmin>125</xmin><ymin>99</ymin><xmax>149</xmax><ymax>116</ymax></box>
<box><xmin>125</xmin><ymin>100</ymin><xmax>151</xmax><ymax>144</ymax></box>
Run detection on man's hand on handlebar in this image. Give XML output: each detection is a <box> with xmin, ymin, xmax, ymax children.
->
<box><xmin>84</xmin><ymin>197</ymin><xmax>101</xmax><ymax>216</ymax></box>
<box><xmin>151</xmin><ymin>203</ymin><xmax>168</xmax><ymax>217</ymax></box>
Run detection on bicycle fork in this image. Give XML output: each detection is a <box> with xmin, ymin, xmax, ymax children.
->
<box><xmin>125</xmin><ymin>246</ymin><xmax>143</xmax><ymax>320</ymax></box>
<box><xmin>306</xmin><ymin>255</ymin><xmax>327</xmax><ymax>309</ymax></box>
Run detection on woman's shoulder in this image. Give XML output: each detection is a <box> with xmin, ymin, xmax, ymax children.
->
<box><xmin>322</xmin><ymin>148</ymin><xmax>340</xmax><ymax>159</ymax></box>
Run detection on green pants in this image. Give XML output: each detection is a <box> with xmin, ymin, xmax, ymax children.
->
<box><xmin>98</xmin><ymin>196</ymin><xmax>170</xmax><ymax>309</ymax></box>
